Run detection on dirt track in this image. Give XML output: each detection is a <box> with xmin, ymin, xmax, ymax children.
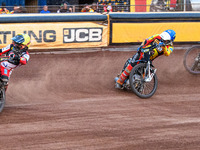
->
<box><xmin>0</xmin><ymin>49</ymin><xmax>200</xmax><ymax>150</ymax></box>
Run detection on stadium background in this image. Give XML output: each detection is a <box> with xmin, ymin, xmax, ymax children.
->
<box><xmin>0</xmin><ymin>1</ymin><xmax>200</xmax><ymax>150</ymax></box>
<box><xmin>1</xmin><ymin>12</ymin><xmax>200</xmax><ymax>50</ymax></box>
<box><xmin>0</xmin><ymin>0</ymin><xmax>194</xmax><ymax>11</ymax></box>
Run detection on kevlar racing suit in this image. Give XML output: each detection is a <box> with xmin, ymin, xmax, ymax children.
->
<box><xmin>0</xmin><ymin>44</ymin><xmax>30</xmax><ymax>85</ymax></box>
<box><xmin>116</xmin><ymin>34</ymin><xmax>174</xmax><ymax>86</ymax></box>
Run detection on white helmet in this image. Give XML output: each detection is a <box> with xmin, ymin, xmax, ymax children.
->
<box><xmin>160</xmin><ymin>32</ymin><xmax>171</xmax><ymax>41</ymax></box>
<box><xmin>160</xmin><ymin>29</ymin><xmax>176</xmax><ymax>44</ymax></box>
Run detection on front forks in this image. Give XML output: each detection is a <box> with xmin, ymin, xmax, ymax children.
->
<box><xmin>192</xmin><ymin>53</ymin><xmax>200</xmax><ymax>70</ymax></box>
<box><xmin>144</xmin><ymin>61</ymin><xmax>157</xmax><ymax>82</ymax></box>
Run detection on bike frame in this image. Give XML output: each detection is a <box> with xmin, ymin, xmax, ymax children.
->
<box><xmin>135</xmin><ymin>58</ymin><xmax>156</xmax><ymax>82</ymax></box>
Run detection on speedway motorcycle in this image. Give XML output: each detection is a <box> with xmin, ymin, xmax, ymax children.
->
<box><xmin>115</xmin><ymin>48</ymin><xmax>158</xmax><ymax>99</ymax></box>
<box><xmin>183</xmin><ymin>45</ymin><xmax>200</xmax><ymax>74</ymax></box>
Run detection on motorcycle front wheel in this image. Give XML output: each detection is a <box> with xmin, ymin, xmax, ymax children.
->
<box><xmin>129</xmin><ymin>63</ymin><xmax>158</xmax><ymax>99</ymax></box>
<box><xmin>183</xmin><ymin>46</ymin><xmax>200</xmax><ymax>74</ymax></box>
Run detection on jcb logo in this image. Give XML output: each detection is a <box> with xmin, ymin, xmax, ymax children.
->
<box><xmin>63</xmin><ymin>28</ymin><xmax>103</xmax><ymax>43</ymax></box>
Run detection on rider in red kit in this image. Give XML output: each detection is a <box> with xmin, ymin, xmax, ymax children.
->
<box><xmin>0</xmin><ymin>34</ymin><xmax>30</xmax><ymax>90</ymax></box>
<box><xmin>115</xmin><ymin>29</ymin><xmax>176</xmax><ymax>89</ymax></box>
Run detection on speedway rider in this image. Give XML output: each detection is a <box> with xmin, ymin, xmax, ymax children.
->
<box><xmin>0</xmin><ymin>34</ymin><xmax>30</xmax><ymax>90</ymax></box>
<box><xmin>115</xmin><ymin>29</ymin><xmax>176</xmax><ymax>89</ymax></box>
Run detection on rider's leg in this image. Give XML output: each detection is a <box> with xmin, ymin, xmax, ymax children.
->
<box><xmin>116</xmin><ymin>64</ymin><xmax>133</xmax><ymax>86</ymax></box>
<box><xmin>115</xmin><ymin>52</ymin><xmax>142</xmax><ymax>89</ymax></box>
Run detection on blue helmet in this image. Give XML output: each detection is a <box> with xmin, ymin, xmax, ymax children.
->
<box><xmin>160</xmin><ymin>29</ymin><xmax>176</xmax><ymax>44</ymax></box>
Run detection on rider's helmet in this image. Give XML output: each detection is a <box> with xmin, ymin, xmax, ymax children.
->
<box><xmin>160</xmin><ymin>29</ymin><xmax>176</xmax><ymax>45</ymax></box>
<box><xmin>11</xmin><ymin>34</ymin><xmax>31</xmax><ymax>52</ymax></box>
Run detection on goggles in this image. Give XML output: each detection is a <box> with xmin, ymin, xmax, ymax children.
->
<box><xmin>13</xmin><ymin>42</ymin><xmax>26</xmax><ymax>50</ymax></box>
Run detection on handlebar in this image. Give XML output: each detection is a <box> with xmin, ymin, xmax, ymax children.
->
<box><xmin>12</xmin><ymin>49</ymin><xmax>21</xmax><ymax>56</ymax></box>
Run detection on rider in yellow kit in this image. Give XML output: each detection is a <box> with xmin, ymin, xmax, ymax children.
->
<box><xmin>115</xmin><ymin>29</ymin><xmax>176</xmax><ymax>89</ymax></box>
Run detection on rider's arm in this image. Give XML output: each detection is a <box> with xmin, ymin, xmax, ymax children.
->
<box><xmin>163</xmin><ymin>45</ymin><xmax>174</xmax><ymax>56</ymax></box>
<box><xmin>0</xmin><ymin>44</ymin><xmax>11</xmax><ymax>55</ymax></box>
<box><xmin>19</xmin><ymin>51</ymin><xmax>30</xmax><ymax>65</ymax></box>
<box><xmin>141</xmin><ymin>34</ymin><xmax>161</xmax><ymax>48</ymax></box>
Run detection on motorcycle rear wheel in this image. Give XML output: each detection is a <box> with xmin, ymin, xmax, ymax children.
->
<box><xmin>0</xmin><ymin>86</ymin><xmax>6</xmax><ymax>113</ymax></box>
<box><xmin>129</xmin><ymin>63</ymin><xmax>158</xmax><ymax>99</ymax></box>
<box><xmin>183</xmin><ymin>46</ymin><xmax>200</xmax><ymax>74</ymax></box>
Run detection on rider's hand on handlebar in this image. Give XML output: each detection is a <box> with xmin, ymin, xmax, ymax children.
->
<box><xmin>156</xmin><ymin>42</ymin><xmax>165</xmax><ymax>52</ymax></box>
<box><xmin>8</xmin><ymin>54</ymin><xmax>20</xmax><ymax>64</ymax></box>
<box><xmin>13</xmin><ymin>55</ymin><xmax>20</xmax><ymax>61</ymax></box>
<box><xmin>9</xmin><ymin>53</ymin><xmax>20</xmax><ymax>60</ymax></box>
<box><xmin>158</xmin><ymin>42</ymin><xmax>165</xmax><ymax>47</ymax></box>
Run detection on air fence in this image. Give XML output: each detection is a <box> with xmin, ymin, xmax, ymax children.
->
<box><xmin>0</xmin><ymin>12</ymin><xmax>200</xmax><ymax>50</ymax></box>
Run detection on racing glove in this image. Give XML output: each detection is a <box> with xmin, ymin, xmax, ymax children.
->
<box><xmin>157</xmin><ymin>42</ymin><xmax>165</xmax><ymax>52</ymax></box>
<box><xmin>8</xmin><ymin>54</ymin><xmax>20</xmax><ymax>65</ymax></box>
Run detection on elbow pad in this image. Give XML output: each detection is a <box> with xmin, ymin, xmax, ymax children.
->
<box><xmin>19</xmin><ymin>57</ymin><xmax>27</xmax><ymax>65</ymax></box>
<box><xmin>20</xmin><ymin>53</ymin><xmax>30</xmax><ymax>65</ymax></box>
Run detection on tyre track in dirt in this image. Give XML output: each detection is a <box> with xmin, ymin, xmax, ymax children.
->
<box><xmin>0</xmin><ymin>49</ymin><xmax>199</xmax><ymax>150</ymax></box>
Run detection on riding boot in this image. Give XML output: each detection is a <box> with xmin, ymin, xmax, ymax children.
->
<box><xmin>115</xmin><ymin>64</ymin><xmax>133</xmax><ymax>88</ymax></box>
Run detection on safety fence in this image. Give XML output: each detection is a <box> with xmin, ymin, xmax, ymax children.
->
<box><xmin>0</xmin><ymin>13</ymin><xmax>108</xmax><ymax>49</ymax></box>
<box><xmin>0</xmin><ymin>12</ymin><xmax>200</xmax><ymax>50</ymax></box>
<box><xmin>109</xmin><ymin>12</ymin><xmax>200</xmax><ymax>44</ymax></box>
